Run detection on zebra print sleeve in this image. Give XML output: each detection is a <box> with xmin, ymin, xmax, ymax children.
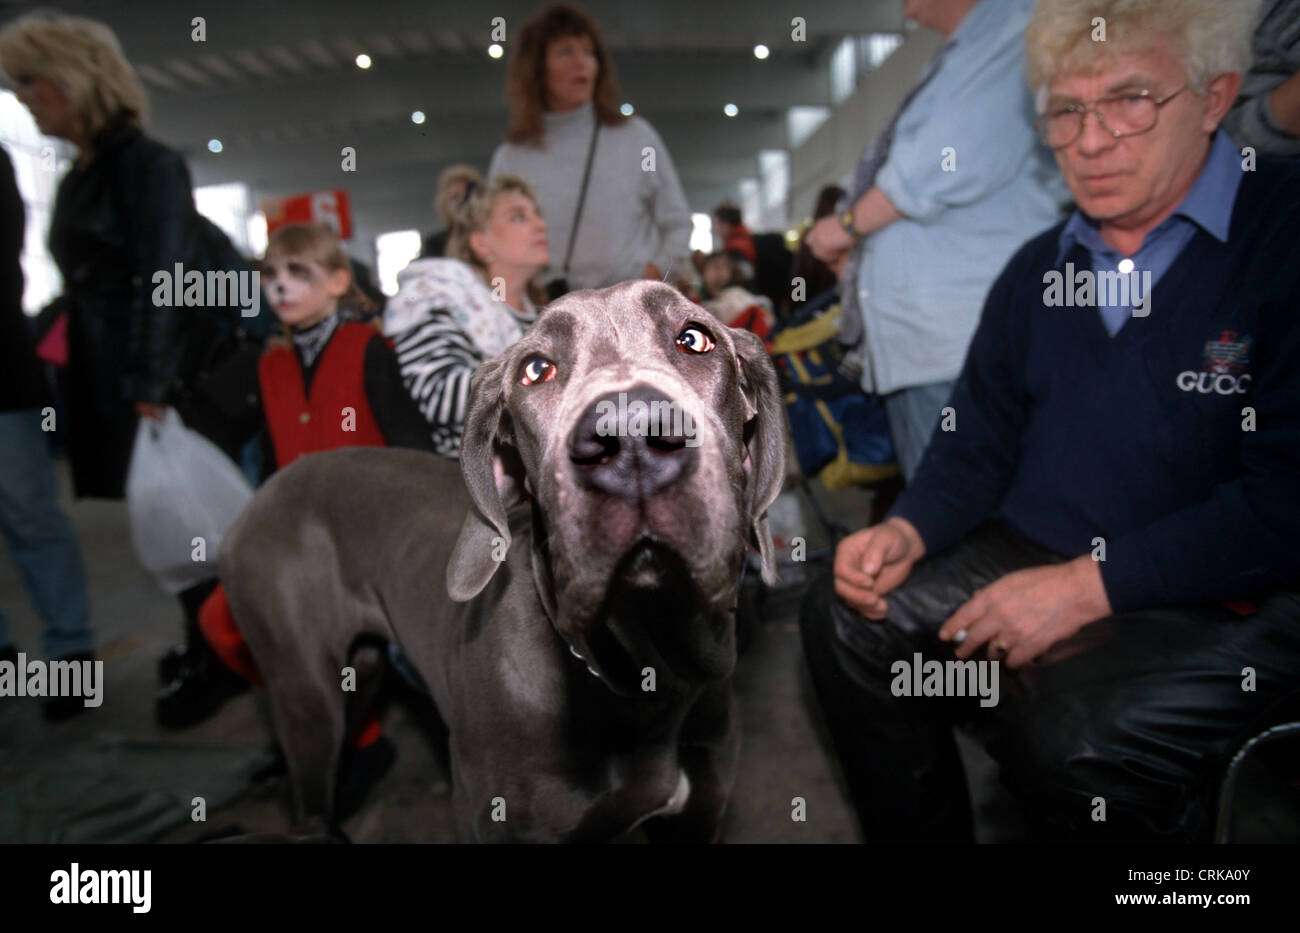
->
<box><xmin>389</xmin><ymin>309</ymin><xmax>486</xmax><ymax>459</ymax></box>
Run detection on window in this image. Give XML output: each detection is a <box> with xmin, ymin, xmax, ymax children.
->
<box><xmin>866</xmin><ymin>34</ymin><xmax>904</xmax><ymax>70</ymax></box>
<box><xmin>759</xmin><ymin>150</ymin><xmax>790</xmax><ymax>212</ymax></box>
<box><xmin>194</xmin><ymin>182</ymin><xmax>255</xmax><ymax>255</ymax></box>
<box><xmin>247</xmin><ymin>211</ymin><xmax>268</xmax><ymax>258</ymax></box>
<box><xmin>737</xmin><ymin>179</ymin><xmax>761</xmax><ymax>229</ymax></box>
<box><xmin>829</xmin><ymin>38</ymin><xmax>857</xmax><ymax>106</ymax></box>
<box><xmin>375</xmin><ymin>229</ymin><xmax>422</xmax><ymax>296</ymax></box>
<box><xmin>829</xmin><ymin>34</ymin><xmax>905</xmax><ymax>106</ymax></box>
<box><xmin>787</xmin><ymin>106</ymin><xmax>831</xmax><ymax>150</ymax></box>
<box><xmin>690</xmin><ymin>213</ymin><xmax>712</xmax><ymax>254</ymax></box>
<box><xmin>0</xmin><ymin>90</ymin><xmax>71</xmax><ymax>315</ymax></box>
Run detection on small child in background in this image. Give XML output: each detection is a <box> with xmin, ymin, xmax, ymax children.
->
<box><xmin>699</xmin><ymin>252</ymin><xmax>775</xmax><ymax>341</ymax></box>
<box><xmin>193</xmin><ymin>223</ymin><xmax>435</xmax><ymax>820</ymax></box>
<box><xmin>255</xmin><ymin>223</ymin><xmax>432</xmax><ymax>474</ymax></box>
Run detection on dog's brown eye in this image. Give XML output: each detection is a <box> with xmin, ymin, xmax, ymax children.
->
<box><xmin>520</xmin><ymin>356</ymin><xmax>556</xmax><ymax>386</ymax></box>
<box><xmin>676</xmin><ymin>326</ymin><xmax>715</xmax><ymax>355</ymax></box>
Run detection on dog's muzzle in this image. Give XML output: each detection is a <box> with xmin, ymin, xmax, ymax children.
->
<box><xmin>568</xmin><ymin>385</ymin><xmax>699</xmax><ymax>501</ymax></box>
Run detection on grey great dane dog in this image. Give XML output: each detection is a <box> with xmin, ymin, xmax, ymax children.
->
<box><xmin>219</xmin><ymin>280</ymin><xmax>787</xmax><ymax>842</ymax></box>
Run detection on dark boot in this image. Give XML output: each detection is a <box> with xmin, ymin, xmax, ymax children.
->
<box><xmin>156</xmin><ymin>580</ymin><xmax>248</xmax><ymax>729</ymax></box>
<box><xmin>157</xmin><ymin>580</ymin><xmax>218</xmax><ymax>684</ymax></box>
<box><xmin>155</xmin><ymin>643</ymin><xmax>249</xmax><ymax>728</ymax></box>
<box><xmin>43</xmin><ymin>650</ymin><xmax>98</xmax><ymax>722</ymax></box>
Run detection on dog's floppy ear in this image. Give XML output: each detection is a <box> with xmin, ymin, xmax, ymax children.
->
<box><xmin>730</xmin><ymin>327</ymin><xmax>788</xmax><ymax>586</ymax></box>
<box><xmin>448</xmin><ymin>355</ymin><xmax>524</xmax><ymax>602</ymax></box>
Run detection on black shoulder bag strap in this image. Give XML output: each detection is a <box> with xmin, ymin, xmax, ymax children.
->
<box><xmin>559</xmin><ymin>121</ymin><xmax>600</xmax><ymax>284</ymax></box>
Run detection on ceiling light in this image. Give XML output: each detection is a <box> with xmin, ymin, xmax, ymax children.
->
<box><xmin>355</xmin><ymin>53</ymin><xmax>372</xmax><ymax>69</ymax></box>
<box><xmin>411</xmin><ymin>110</ymin><xmax>426</xmax><ymax>124</ymax></box>
<box><xmin>488</xmin><ymin>44</ymin><xmax>504</xmax><ymax>59</ymax></box>
<box><xmin>723</xmin><ymin>103</ymin><xmax>739</xmax><ymax>117</ymax></box>
<box><xmin>754</xmin><ymin>44</ymin><xmax>770</xmax><ymax>60</ymax></box>
<box><xmin>620</xmin><ymin>102</ymin><xmax>634</xmax><ymax>116</ymax></box>
<box><xmin>207</xmin><ymin>138</ymin><xmax>223</xmax><ymax>153</ymax></box>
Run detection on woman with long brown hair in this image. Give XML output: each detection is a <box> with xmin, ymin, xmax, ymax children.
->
<box><xmin>487</xmin><ymin>2</ymin><xmax>693</xmax><ymax>294</ymax></box>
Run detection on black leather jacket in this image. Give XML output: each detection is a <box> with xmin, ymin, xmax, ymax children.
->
<box><xmin>49</xmin><ymin>120</ymin><xmax>204</xmax><ymax>498</ymax></box>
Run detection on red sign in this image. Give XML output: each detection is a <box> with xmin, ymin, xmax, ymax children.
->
<box><xmin>261</xmin><ymin>189</ymin><xmax>353</xmax><ymax>239</ymax></box>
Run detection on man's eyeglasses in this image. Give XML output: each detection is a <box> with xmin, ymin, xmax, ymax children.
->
<box><xmin>1036</xmin><ymin>85</ymin><xmax>1188</xmax><ymax>149</ymax></box>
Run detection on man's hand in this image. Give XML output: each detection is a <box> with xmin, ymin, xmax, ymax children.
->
<box><xmin>833</xmin><ymin>517</ymin><xmax>926</xmax><ymax>619</ymax></box>
<box><xmin>828</xmin><ymin>249</ymin><xmax>850</xmax><ymax>279</ymax></box>
<box><xmin>806</xmin><ymin>215</ymin><xmax>856</xmax><ymax>266</ymax></box>
<box><xmin>938</xmin><ymin>557</ymin><xmax>1113</xmax><ymax>668</ymax></box>
<box><xmin>1267</xmin><ymin>70</ymin><xmax>1300</xmax><ymax>138</ymax></box>
<box><xmin>134</xmin><ymin>402</ymin><xmax>167</xmax><ymax>421</ymax></box>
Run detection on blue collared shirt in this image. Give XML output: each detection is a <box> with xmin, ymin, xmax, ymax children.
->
<box><xmin>855</xmin><ymin>0</ymin><xmax>1069</xmax><ymax>394</ymax></box>
<box><xmin>1055</xmin><ymin>130</ymin><xmax>1243</xmax><ymax>334</ymax></box>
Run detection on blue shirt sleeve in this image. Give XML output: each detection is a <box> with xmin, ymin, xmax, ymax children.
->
<box><xmin>875</xmin><ymin>15</ymin><xmax>1042</xmax><ymax>224</ymax></box>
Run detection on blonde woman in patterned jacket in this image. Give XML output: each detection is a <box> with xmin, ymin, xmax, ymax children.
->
<box><xmin>383</xmin><ymin>174</ymin><xmax>549</xmax><ymax>457</ymax></box>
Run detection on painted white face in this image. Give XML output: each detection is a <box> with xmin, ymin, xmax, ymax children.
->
<box><xmin>260</xmin><ymin>254</ymin><xmax>348</xmax><ymax>330</ymax></box>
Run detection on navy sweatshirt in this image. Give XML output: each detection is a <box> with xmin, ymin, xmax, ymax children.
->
<box><xmin>889</xmin><ymin>156</ymin><xmax>1300</xmax><ymax>613</ymax></box>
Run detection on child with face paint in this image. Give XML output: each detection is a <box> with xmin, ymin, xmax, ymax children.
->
<box><xmin>251</xmin><ymin>223</ymin><xmax>434</xmax><ymax>474</ymax></box>
<box><xmin>178</xmin><ymin>224</ymin><xmax>434</xmax><ymax>818</ymax></box>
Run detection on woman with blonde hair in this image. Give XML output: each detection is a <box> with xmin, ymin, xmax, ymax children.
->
<box><xmin>0</xmin><ymin>12</ymin><xmax>261</xmax><ymax>724</ymax></box>
<box><xmin>420</xmin><ymin>164</ymin><xmax>483</xmax><ymax>259</ymax></box>
<box><xmin>383</xmin><ymin>173</ymin><xmax>550</xmax><ymax>458</ymax></box>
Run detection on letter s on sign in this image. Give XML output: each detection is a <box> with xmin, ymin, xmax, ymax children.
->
<box><xmin>311</xmin><ymin>192</ymin><xmax>341</xmax><ymax>235</ymax></box>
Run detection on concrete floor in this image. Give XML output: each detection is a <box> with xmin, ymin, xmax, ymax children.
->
<box><xmin>1</xmin><ymin>462</ymin><xmax>1294</xmax><ymax>843</ymax></box>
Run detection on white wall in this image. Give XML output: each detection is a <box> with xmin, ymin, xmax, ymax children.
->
<box><xmin>787</xmin><ymin>26</ymin><xmax>944</xmax><ymax>225</ymax></box>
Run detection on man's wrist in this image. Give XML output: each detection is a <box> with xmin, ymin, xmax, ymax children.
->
<box><xmin>1068</xmin><ymin>555</ymin><xmax>1113</xmax><ymax>621</ymax></box>
<box><xmin>838</xmin><ymin>207</ymin><xmax>861</xmax><ymax>239</ymax></box>
<box><xmin>886</xmin><ymin>515</ymin><xmax>926</xmax><ymax>560</ymax></box>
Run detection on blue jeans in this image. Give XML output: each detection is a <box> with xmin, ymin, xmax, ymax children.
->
<box><xmin>0</xmin><ymin>409</ymin><xmax>95</xmax><ymax>659</ymax></box>
<box><xmin>881</xmin><ymin>380</ymin><xmax>955</xmax><ymax>482</ymax></box>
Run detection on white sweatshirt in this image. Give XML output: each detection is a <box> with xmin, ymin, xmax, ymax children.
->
<box><xmin>488</xmin><ymin>102</ymin><xmax>695</xmax><ymax>291</ymax></box>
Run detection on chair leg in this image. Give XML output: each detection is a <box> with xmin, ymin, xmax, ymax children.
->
<box><xmin>1214</xmin><ymin>721</ymin><xmax>1300</xmax><ymax>844</ymax></box>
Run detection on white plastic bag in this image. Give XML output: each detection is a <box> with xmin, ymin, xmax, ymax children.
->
<box><xmin>125</xmin><ymin>408</ymin><xmax>253</xmax><ymax>594</ymax></box>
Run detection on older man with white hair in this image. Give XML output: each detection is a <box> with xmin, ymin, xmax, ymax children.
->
<box><xmin>801</xmin><ymin>0</ymin><xmax>1300</xmax><ymax>842</ymax></box>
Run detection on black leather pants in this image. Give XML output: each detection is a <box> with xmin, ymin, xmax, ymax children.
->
<box><xmin>799</xmin><ymin>521</ymin><xmax>1300</xmax><ymax>842</ymax></box>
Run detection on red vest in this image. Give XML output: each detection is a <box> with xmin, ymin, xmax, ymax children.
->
<box><xmin>258</xmin><ymin>322</ymin><xmax>388</xmax><ymax>468</ymax></box>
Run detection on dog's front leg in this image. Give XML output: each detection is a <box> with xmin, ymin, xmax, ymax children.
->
<box><xmin>642</xmin><ymin>683</ymin><xmax>740</xmax><ymax>843</ymax></box>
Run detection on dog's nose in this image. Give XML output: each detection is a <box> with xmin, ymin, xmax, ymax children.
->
<box><xmin>569</xmin><ymin>385</ymin><xmax>698</xmax><ymax>499</ymax></box>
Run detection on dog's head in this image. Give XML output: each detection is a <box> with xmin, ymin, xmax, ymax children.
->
<box><xmin>448</xmin><ymin>281</ymin><xmax>786</xmax><ymax>692</ymax></box>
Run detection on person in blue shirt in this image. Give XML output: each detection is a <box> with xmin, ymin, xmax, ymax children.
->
<box><xmin>801</xmin><ymin>0</ymin><xmax>1300</xmax><ymax>842</ymax></box>
<box><xmin>807</xmin><ymin>0</ymin><xmax>1069</xmax><ymax>480</ymax></box>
